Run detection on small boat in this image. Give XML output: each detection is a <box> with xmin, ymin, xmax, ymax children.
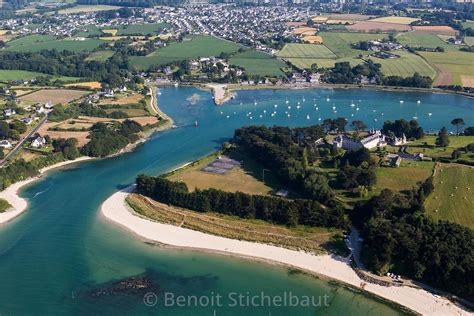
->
<box><xmin>274</xmin><ymin>104</ymin><xmax>278</xmax><ymax>108</ymax></box>
<box><xmin>428</xmin><ymin>112</ymin><xmax>432</xmax><ymax>116</ymax></box>
<box><xmin>194</xmin><ymin>120</ymin><xmax>198</xmax><ymax>127</ymax></box>
<box><xmin>326</xmin><ymin>97</ymin><xmax>330</xmax><ymax>102</ymax></box>
<box><xmin>332</xmin><ymin>106</ymin><xmax>336</xmax><ymax>110</ymax></box>
<box><xmin>302</xmin><ymin>97</ymin><xmax>306</xmax><ymax>102</ymax></box>
<box><xmin>356</xmin><ymin>107</ymin><xmax>359</xmax><ymax>111</ymax></box>
<box><xmin>417</xmin><ymin>100</ymin><xmax>421</xmax><ymax>104</ymax></box>
<box><xmin>350</xmin><ymin>100</ymin><xmax>355</xmax><ymax>107</ymax></box>
<box><xmin>400</xmin><ymin>100</ymin><xmax>404</xmax><ymax>104</ymax></box>
<box><xmin>306</xmin><ymin>115</ymin><xmax>310</xmax><ymax>120</ymax></box>
<box><xmin>315</xmin><ymin>107</ymin><xmax>319</xmax><ymax>110</ymax></box>
<box><xmin>318</xmin><ymin>117</ymin><xmax>322</xmax><ymax>121</ymax></box>
<box><xmin>174</xmin><ymin>83</ymin><xmax>179</xmax><ymax>87</ymax></box>
<box><xmin>296</xmin><ymin>105</ymin><xmax>301</xmax><ymax>109</ymax></box>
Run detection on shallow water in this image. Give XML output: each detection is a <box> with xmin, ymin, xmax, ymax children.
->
<box><xmin>0</xmin><ymin>87</ymin><xmax>472</xmax><ymax>315</ymax></box>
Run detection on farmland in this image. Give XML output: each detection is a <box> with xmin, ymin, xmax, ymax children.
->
<box><xmin>0</xmin><ymin>70</ymin><xmax>79</xmax><ymax>82</ymax></box>
<box><xmin>396</xmin><ymin>32</ymin><xmax>451</xmax><ymax>50</ymax></box>
<box><xmin>19</xmin><ymin>89</ymin><xmax>89</xmax><ymax>105</ymax></box>
<box><xmin>277</xmin><ymin>43</ymin><xmax>337</xmax><ymax>59</ymax></box>
<box><xmin>425</xmin><ymin>163</ymin><xmax>474</xmax><ymax>229</ymax></box>
<box><xmin>57</xmin><ymin>5</ymin><xmax>122</xmax><ymax>14</ymax></box>
<box><xmin>65</xmin><ymin>81</ymin><xmax>102</xmax><ymax>89</ymax></box>
<box><xmin>319</xmin><ymin>31</ymin><xmax>387</xmax><ymax>57</ymax></box>
<box><xmin>418</xmin><ymin>50</ymin><xmax>474</xmax><ymax>86</ymax></box>
<box><xmin>376</xmin><ymin>161</ymin><xmax>434</xmax><ymax>193</ymax></box>
<box><xmin>346</xmin><ymin>21</ymin><xmax>412</xmax><ymax>32</ymax></box>
<box><xmin>130</xmin><ymin>35</ymin><xmax>242</xmax><ymax>70</ymax></box>
<box><xmin>367</xmin><ymin>50</ymin><xmax>436</xmax><ymax>78</ymax></box>
<box><xmin>5</xmin><ymin>34</ymin><xmax>106</xmax><ymax>52</ymax></box>
<box><xmin>413</xmin><ymin>25</ymin><xmax>458</xmax><ymax>36</ymax></box>
<box><xmin>229</xmin><ymin>50</ymin><xmax>286</xmax><ymax>77</ymax></box>
<box><xmin>368</xmin><ymin>16</ymin><xmax>419</xmax><ymax>24</ymax></box>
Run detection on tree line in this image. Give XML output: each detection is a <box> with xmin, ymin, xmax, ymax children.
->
<box><xmin>136</xmin><ymin>175</ymin><xmax>348</xmax><ymax>229</ymax></box>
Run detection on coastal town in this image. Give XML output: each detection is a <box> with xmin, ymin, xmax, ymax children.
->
<box><xmin>0</xmin><ymin>0</ymin><xmax>473</xmax><ymax>315</ymax></box>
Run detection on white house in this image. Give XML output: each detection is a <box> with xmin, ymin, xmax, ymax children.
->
<box><xmin>30</xmin><ymin>136</ymin><xmax>46</xmax><ymax>148</ymax></box>
<box><xmin>0</xmin><ymin>140</ymin><xmax>12</xmax><ymax>149</ymax></box>
<box><xmin>4</xmin><ymin>109</ymin><xmax>16</xmax><ymax>117</ymax></box>
<box><xmin>44</xmin><ymin>101</ymin><xmax>54</xmax><ymax>110</ymax></box>
<box><xmin>333</xmin><ymin>130</ymin><xmax>386</xmax><ymax>151</ymax></box>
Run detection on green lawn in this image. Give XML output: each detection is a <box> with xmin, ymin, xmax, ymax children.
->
<box><xmin>5</xmin><ymin>34</ymin><xmax>106</xmax><ymax>52</ymax></box>
<box><xmin>425</xmin><ymin>163</ymin><xmax>474</xmax><ymax>229</ymax></box>
<box><xmin>0</xmin><ymin>70</ymin><xmax>79</xmax><ymax>82</ymax></box>
<box><xmin>85</xmin><ymin>50</ymin><xmax>114</xmax><ymax>62</ymax></box>
<box><xmin>367</xmin><ymin>50</ymin><xmax>436</xmax><ymax>78</ymax></box>
<box><xmin>130</xmin><ymin>35</ymin><xmax>242</xmax><ymax>70</ymax></box>
<box><xmin>115</xmin><ymin>23</ymin><xmax>170</xmax><ymax>36</ymax></box>
<box><xmin>229</xmin><ymin>50</ymin><xmax>286</xmax><ymax>77</ymax></box>
<box><xmin>376</xmin><ymin>160</ymin><xmax>434</xmax><ymax>193</ymax></box>
<box><xmin>404</xmin><ymin>135</ymin><xmax>474</xmax><ymax>159</ymax></box>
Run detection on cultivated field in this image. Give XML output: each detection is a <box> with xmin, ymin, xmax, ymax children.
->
<box><xmin>130</xmin><ymin>35</ymin><xmax>241</xmax><ymax>70</ymax></box>
<box><xmin>368</xmin><ymin>16</ymin><xmax>419</xmax><ymax>25</ymax></box>
<box><xmin>302</xmin><ymin>35</ymin><xmax>323</xmax><ymax>43</ymax></box>
<box><xmin>229</xmin><ymin>50</ymin><xmax>286</xmax><ymax>77</ymax></box>
<box><xmin>346</xmin><ymin>21</ymin><xmax>412</xmax><ymax>32</ymax></box>
<box><xmin>0</xmin><ymin>70</ymin><xmax>78</xmax><ymax>82</ymax></box>
<box><xmin>57</xmin><ymin>5</ymin><xmax>121</xmax><ymax>14</ymax></box>
<box><xmin>127</xmin><ymin>193</ymin><xmax>340</xmax><ymax>255</ymax></box>
<box><xmin>19</xmin><ymin>89</ymin><xmax>89</xmax><ymax>104</ymax></box>
<box><xmin>425</xmin><ymin>163</ymin><xmax>474</xmax><ymax>229</ymax></box>
<box><xmin>291</xmin><ymin>27</ymin><xmax>317</xmax><ymax>35</ymax></box>
<box><xmin>65</xmin><ymin>81</ymin><xmax>102</xmax><ymax>89</ymax></box>
<box><xmin>99</xmin><ymin>94</ymin><xmax>144</xmax><ymax>105</ymax></box>
<box><xmin>396</xmin><ymin>32</ymin><xmax>451</xmax><ymax>50</ymax></box>
<box><xmin>461</xmin><ymin>75</ymin><xmax>474</xmax><ymax>88</ymax></box>
<box><xmin>418</xmin><ymin>51</ymin><xmax>474</xmax><ymax>86</ymax></box>
<box><xmin>277</xmin><ymin>43</ymin><xmax>336</xmax><ymax>59</ymax></box>
<box><xmin>413</xmin><ymin>25</ymin><xmax>458</xmax><ymax>36</ymax></box>
<box><xmin>5</xmin><ymin>34</ymin><xmax>105</xmax><ymax>52</ymax></box>
<box><xmin>367</xmin><ymin>50</ymin><xmax>436</xmax><ymax>78</ymax></box>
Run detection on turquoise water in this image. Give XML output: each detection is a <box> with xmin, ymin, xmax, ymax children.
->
<box><xmin>0</xmin><ymin>87</ymin><xmax>472</xmax><ymax>315</ymax></box>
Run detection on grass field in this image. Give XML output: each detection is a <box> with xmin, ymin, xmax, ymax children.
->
<box><xmin>229</xmin><ymin>50</ymin><xmax>286</xmax><ymax>77</ymax></box>
<box><xmin>19</xmin><ymin>89</ymin><xmax>89</xmax><ymax>105</ymax></box>
<box><xmin>367</xmin><ymin>50</ymin><xmax>436</xmax><ymax>78</ymax></box>
<box><xmin>368</xmin><ymin>16</ymin><xmax>419</xmax><ymax>25</ymax></box>
<box><xmin>461</xmin><ymin>21</ymin><xmax>474</xmax><ymax>29</ymax></box>
<box><xmin>425</xmin><ymin>163</ymin><xmax>474</xmax><ymax>229</ymax></box>
<box><xmin>404</xmin><ymin>135</ymin><xmax>474</xmax><ymax>160</ymax></box>
<box><xmin>85</xmin><ymin>50</ymin><xmax>114</xmax><ymax>62</ymax></box>
<box><xmin>0</xmin><ymin>70</ymin><xmax>79</xmax><ymax>82</ymax></box>
<box><xmin>75</xmin><ymin>25</ymin><xmax>104</xmax><ymax>38</ymax></box>
<box><xmin>130</xmin><ymin>35</ymin><xmax>242</xmax><ymax>70</ymax></box>
<box><xmin>167</xmin><ymin>151</ymin><xmax>278</xmax><ymax>195</ymax></box>
<box><xmin>5</xmin><ymin>34</ymin><xmax>105</xmax><ymax>52</ymax></box>
<box><xmin>396</xmin><ymin>32</ymin><xmax>451</xmax><ymax>50</ymax></box>
<box><xmin>319</xmin><ymin>31</ymin><xmax>388</xmax><ymax>57</ymax></box>
<box><xmin>463</xmin><ymin>36</ymin><xmax>474</xmax><ymax>46</ymax></box>
<box><xmin>115</xmin><ymin>23</ymin><xmax>170</xmax><ymax>36</ymax></box>
<box><xmin>418</xmin><ymin>50</ymin><xmax>474</xmax><ymax>86</ymax></box>
<box><xmin>376</xmin><ymin>161</ymin><xmax>434</xmax><ymax>193</ymax></box>
<box><xmin>127</xmin><ymin>193</ymin><xmax>341</xmax><ymax>255</ymax></box>
<box><xmin>57</xmin><ymin>5</ymin><xmax>121</xmax><ymax>14</ymax></box>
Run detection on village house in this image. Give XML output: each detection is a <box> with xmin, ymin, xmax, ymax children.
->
<box><xmin>44</xmin><ymin>101</ymin><xmax>54</xmax><ymax>110</ymax></box>
<box><xmin>30</xmin><ymin>136</ymin><xmax>46</xmax><ymax>148</ymax></box>
<box><xmin>3</xmin><ymin>109</ymin><xmax>16</xmax><ymax>117</ymax></box>
<box><xmin>0</xmin><ymin>140</ymin><xmax>12</xmax><ymax>149</ymax></box>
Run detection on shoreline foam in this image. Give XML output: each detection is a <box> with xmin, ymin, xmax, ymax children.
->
<box><xmin>101</xmin><ymin>186</ymin><xmax>470</xmax><ymax>316</ymax></box>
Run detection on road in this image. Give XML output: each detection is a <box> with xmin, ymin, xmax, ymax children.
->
<box><xmin>0</xmin><ymin>114</ymin><xmax>49</xmax><ymax>167</ymax></box>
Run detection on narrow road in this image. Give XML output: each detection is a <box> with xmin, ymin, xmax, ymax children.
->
<box><xmin>0</xmin><ymin>114</ymin><xmax>49</xmax><ymax>167</ymax></box>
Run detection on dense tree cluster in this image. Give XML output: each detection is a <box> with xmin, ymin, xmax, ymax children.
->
<box><xmin>136</xmin><ymin>175</ymin><xmax>348</xmax><ymax>228</ymax></box>
<box><xmin>80</xmin><ymin>120</ymin><xmax>142</xmax><ymax>157</ymax></box>
<box><xmin>52</xmin><ymin>138</ymin><xmax>80</xmax><ymax>160</ymax></box>
<box><xmin>0</xmin><ymin>51</ymin><xmax>130</xmax><ymax>86</ymax></box>
<box><xmin>353</xmin><ymin>187</ymin><xmax>473</xmax><ymax>300</ymax></box>
<box><xmin>324</xmin><ymin>61</ymin><xmax>382</xmax><ymax>85</ymax></box>
<box><xmin>382</xmin><ymin>119</ymin><xmax>424</xmax><ymax>139</ymax></box>
<box><xmin>382</xmin><ymin>72</ymin><xmax>433</xmax><ymax>88</ymax></box>
<box><xmin>49</xmin><ymin>103</ymin><xmax>128</xmax><ymax>122</ymax></box>
<box><xmin>337</xmin><ymin>148</ymin><xmax>377</xmax><ymax>190</ymax></box>
<box><xmin>0</xmin><ymin>120</ymin><xmax>27</xmax><ymax>141</ymax></box>
<box><xmin>234</xmin><ymin>125</ymin><xmax>335</xmax><ymax>204</ymax></box>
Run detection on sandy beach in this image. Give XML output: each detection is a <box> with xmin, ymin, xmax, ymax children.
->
<box><xmin>208</xmin><ymin>83</ymin><xmax>235</xmax><ymax>105</ymax></box>
<box><xmin>101</xmin><ymin>186</ymin><xmax>469</xmax><ymax>316</ymax></box>
<box><xmin>0</xmin><ymin>156</ymin><xmax>93</xmax><ymax>225</ymax></box>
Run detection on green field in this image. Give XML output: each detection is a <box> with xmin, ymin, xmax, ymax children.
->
<box><xmin>0</xmin><ymin>70</ymin><xmax>79</xmax><ymax>82</ymax></box>
<box><xmin>58</xmin><ymin>5</ymin><xmax>121</xmax><ymax>14</ymax></box>
<box><xmin>320</xmin><ymin>31</ymin><xmax>388</xmax><ymax>57</ymax></box>
<box><xmin>5</xmin><ymin>35</ymin><xmax>106</xmax><ymax>52</ymax></box>
<box><xmin>376</xmin><ymin>160</ymin><xmax>434</xmax><ymax>193</ymax></box>
<box><xmin>85</xmin><ymin>50</ymin><xmax>114</xmax><ymax>62</ymax></box>
<box><xmin>461</xmin><ymin>21</ymin><xmax>474</xmax><ymax>29</ymax></box>
<box><xmin>115</xmin><ymin>23</ymin><xmax>170</xmax><ymax>36</ymax></box>
<box><xmin>368</xmin><ymin>50</ymin><xmax>436</xmax><ymax>78</ymax></box>
<box><xmin>130</xmin><ymin>35</ymin><xmax>242</xmax><ymax>70</ymax></box>
<box><xmin>75</xmin><ymin>25</ymin><xmax>104</xmax><ymax>37</ymax></box>
<box><xmin>404</xmin><ymin>135</ymin><xmax>474</xmax><ymax>160</ymax></box>
<box><xmin>464</xmin><ymin>36</ymin><xmax>474</xmax><ymax>46</ymax></box>
<box><xmin>230</xmin><ymin>50</ymin><xmax>286</xmax><ymax>77</ymax></box>
<box><xmin>425</xmin><ymin>163</ymin><xmax>474</xmax><ymax>229</ymax></box>
<box><xmin>396</xmin><ymin>33</ymin><xmax>451</xmax><ymax>50</ymax></box>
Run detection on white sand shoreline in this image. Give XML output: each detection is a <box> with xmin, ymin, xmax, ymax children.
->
<box><xmin>0</xmin><ymin>156</ymin><xmax>93</xmax><ymax>225</ymax></box>
<box><xmin>101</xmin><ymin>186</ymin><xmax>469</xmax><ymax>316</ymax></box>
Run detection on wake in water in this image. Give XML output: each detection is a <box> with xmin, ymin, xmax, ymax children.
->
<box><xmin>33</xmin><ymin>186</ymin><xmax>51</xmax><ymax>198</ymax></box>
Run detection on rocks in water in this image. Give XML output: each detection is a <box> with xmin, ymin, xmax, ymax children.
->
<box><xmin>88</xmin><ymin>276</ymin><xmax>156</xmax><ymax>298</ymax></box>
